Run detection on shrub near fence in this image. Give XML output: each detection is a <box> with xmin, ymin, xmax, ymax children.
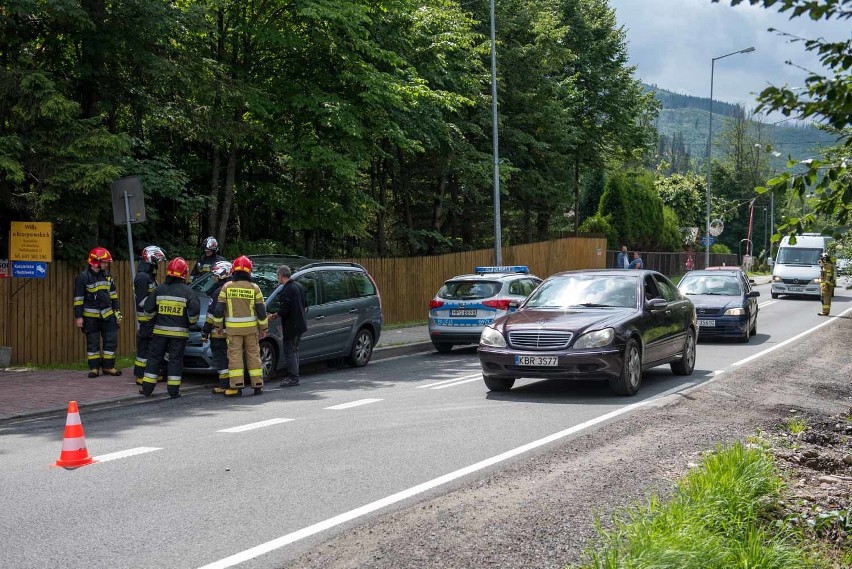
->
<box><xmin>0</xmin><ymin>236</ymin><xmax>605</xmax><ymax>366</ymax></box>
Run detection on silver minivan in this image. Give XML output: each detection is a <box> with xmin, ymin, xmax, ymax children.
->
<box><xmin>183</xmin><ymin>255</ymin><xmax>383</xmax><ymax>378</ymax></box>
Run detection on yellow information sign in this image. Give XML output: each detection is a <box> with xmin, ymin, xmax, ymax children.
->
<box><xmin>10</xmin><ymin>221</ymin><xmax>53</xmax><ymax>262</ymax></box>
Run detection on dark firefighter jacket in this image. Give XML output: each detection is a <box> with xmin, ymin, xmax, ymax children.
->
<box><xmin>142</xmin><ymin>279</ymin><xmax>201</xmax><ymax>339</ymax></box>
<box><xmin>134</xmin><ymin>263</ymin><xmax>158</xmax><ymax>325</ymax></box>
<box><xmin>202</xmin><ymin>277</ymin><xmax>231</xmax><ymax>339</ymax></box>
<box><xmin>74</xmin><ymin>268</ymin><xmax>120</xmax><ymax>320</ymax></box>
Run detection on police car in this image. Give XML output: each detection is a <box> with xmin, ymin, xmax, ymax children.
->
<box><xmin>428</xmin><ymin>266</ymin><xmax>541</xmax><ymax>353</ymax></box>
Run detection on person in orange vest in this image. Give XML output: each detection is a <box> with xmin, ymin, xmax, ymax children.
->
<box><xmin>73</xmin><ymin>247</ymin><xmax>123</xmax><ymax>377</ymax></box>
<box><xmin>139</xmin><ymin>257</ymin><xmax>200</xmax><ymax>398</ymax></box>
<box><xmin>208</xmin><ymin>255</ymin><xmax>268</xmax><ymax>396</ymax></box>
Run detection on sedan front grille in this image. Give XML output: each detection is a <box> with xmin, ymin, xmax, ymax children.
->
<box><xmin>508</xmin><ymin>330</ymin><xmax>573</xmax><ymax>350</ymax></box>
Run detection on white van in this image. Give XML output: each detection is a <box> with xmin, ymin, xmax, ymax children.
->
<box><xmin>771</xmin><ymin>233</ymin><xmax>833</xmax><ymax>299</ymax></box>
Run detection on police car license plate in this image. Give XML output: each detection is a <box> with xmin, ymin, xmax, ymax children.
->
<box><xmin>515</xmin><ymin>355</ymin><xmax>558</xmax><ymax>366</ymax></box>
<box><xmin>788</xmin><ymin>286</ymin><xmax>803</xmax><ymax>292</ymax></box>
<box><xmin>450</xmin><ymin>309</ymin><xmax>477</xmax><ymax>317</ymax></box>
<box><xmin>697</xmin><ymin>319</ymin><xmax>715</xmax><ymax>327</ymax></box>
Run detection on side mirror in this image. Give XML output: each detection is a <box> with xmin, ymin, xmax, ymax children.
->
<box><xmin>646</xmin><ymin>298</ymin><xmax>667</xmax><ymax>312</ymax></box>
<box><xmin>748</xmin><ymin>278</ymin><xmax>755</xmax><ymax>284</ymax></box>
<box><xmin>747</xmin><ymin>290</ymin><xmax>760</xmax><ymax>298</ymax></box>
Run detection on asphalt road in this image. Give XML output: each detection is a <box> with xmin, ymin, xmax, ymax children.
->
<box><xmin>1</xmin><ymin>282</ymin><xmax>849</xmax><ymax>569</ymax></box>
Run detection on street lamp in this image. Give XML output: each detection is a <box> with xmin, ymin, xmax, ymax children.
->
<box><xmin>705</xmin><ymin>46</ymin><xmax>755</xmax><ymax>267</ymax></box>
<box><xmin>490</xmin><ymin>0</ymin><xmax>502</xmax><ymax>264</ymax></box>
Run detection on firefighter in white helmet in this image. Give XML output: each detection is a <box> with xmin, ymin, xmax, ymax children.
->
<box><xmin>202</xmin><ymin>260</ymin><xmax>234</xmax><ymax>394</ymax></box>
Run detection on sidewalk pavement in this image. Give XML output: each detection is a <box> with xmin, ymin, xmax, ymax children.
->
<box><xmin>0</xmin><ymin>324</ymin><xmax>432</xmax><ymax>423</ymax></box>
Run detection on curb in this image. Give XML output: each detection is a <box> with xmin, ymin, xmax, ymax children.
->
<box><xmin>372</xmin><ymin>342</ymin><xmax>434</xmax><ymax>361</ymax></box>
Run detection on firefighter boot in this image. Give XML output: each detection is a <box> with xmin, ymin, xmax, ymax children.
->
<box><xmin>167</xmin><ymin>385</ymin><xmax>181</xmax><ymax>399</ymax></box>
<box><xmin>140</xmin><ymin>382</ymin><xmax>156</xmax><ymax>397</ymax></box>
<box><xmin>224</xmin><ymin>388</ymin><xmax>242</xmax><ymax>397</ymax></box>
<box><xmin>102</xmin><ymin>368</ymin><xmax>122</xmax><ymax>376</ymax></box>
<box><xmin>135</xmin><ymin>377</ymin><xmax>144</xmax><ymax>387</ymax></box>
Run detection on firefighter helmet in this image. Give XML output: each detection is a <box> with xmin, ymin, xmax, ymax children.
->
<box><xmin>820</xmin><ymin>253</ymin><xmax>830</xmax><ymax>262</ymax></box>
<box><xmin>88</xmin><ymin>247</ymin><xmax>113</xmax><ymax>267</ymax></box>
<box><xmin>141</xmin><ymin>245</ymin><xmax>166</xmax><ymax>264</ymax></box>
<box><xmin>166</xmin><ymin>257</ymin><xmax>189</xmax><ymax>281</ymax></box>
<box><xmin>232</xmin><ymin>255</ymin><xmax>253</xmax><ymax>274</ymax></box>
<box><xmin>203</xmin><ymin>236</ymin><xmax>219</xmax><ymax>253</ymax></box>
<box><xmin>211</xmin><ymin>260</ymin><xmax>233</xmax><ymax>279</ymax></box>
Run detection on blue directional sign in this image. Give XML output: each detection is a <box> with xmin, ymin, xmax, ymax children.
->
<box><xmin>12</xmin><ymin>261</ymin><xmax>48</xmax><ymax>278</ymax></box>
<box><xmin>701</xmin><ymin>235</ymin><xmax>715</xmax><ymax>247</ymax></box>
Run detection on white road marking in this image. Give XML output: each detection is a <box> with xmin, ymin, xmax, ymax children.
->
<box><xmin>93</xmin><ymin>447</ymin><xmax>162</xmax><ymax>463</ymax></box>
<box><xmin>194</xmin><ymin>390</ymin><xmax>677</xmax><ymax>569</ymax></box>
<box><xmin>416</xmin><ymin>373</ymin><xmax>481</xmax><ymax>389</ymax></box>
<box><xmin>731</xmin><ymin>304</ymin><xmax>852</xmax><ymax>368</ymax></box>
<box><xmin>758</xmin><ymin>300</ymin><xmax>777</xmax><ymax>308</ymax></box>
<box><xmin>217</xmin><ymin>419</ymin><xmax>294</xmax><ymax>433</ymax></box>
<box><xmin>324</xmin><ymin>399</ymin><xmax>383</xmax><ymax>410</ymax></box>
<box><xmin>431</xmin><ymin>378</ymin><xmax>481</xmax><ymax>390</ymax></box>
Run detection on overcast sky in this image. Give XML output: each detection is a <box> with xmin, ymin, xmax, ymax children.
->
<box><xmin>608</xmin><ymin>0</ymin><xmax>848</xmax><ymax>117</ymax></box>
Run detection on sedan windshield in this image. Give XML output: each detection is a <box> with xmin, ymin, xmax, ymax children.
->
<box><xmin>679</xmin><ymin>275</ymin><xmax>742</xmax><ymax>296</ymax></box>
<box><xmin>525</xmin><ymin>274</ymin><xmax>638</xmax><ymax>309</ymax></box>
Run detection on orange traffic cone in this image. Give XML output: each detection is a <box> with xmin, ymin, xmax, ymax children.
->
<box><xmin>53</xmin><ymin>401</ymin><xmax>96</xmax><ymax>469</ymax></box>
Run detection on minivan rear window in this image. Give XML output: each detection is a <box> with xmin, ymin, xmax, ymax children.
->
<box><xmin>438</xmin><ymin>281</ymin><xmax>501</xmax><ymax>300</ymax></box>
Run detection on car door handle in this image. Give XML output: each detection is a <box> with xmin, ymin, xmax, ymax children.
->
<box><xmin>315</xmin><ymin>315</ymin><xmax>325</xmax><ymax>320</ymax></box>
<box><xmin>349</xmin><ymin>309</ymin><xmax>358</xmax><ymax>313</ymax></box>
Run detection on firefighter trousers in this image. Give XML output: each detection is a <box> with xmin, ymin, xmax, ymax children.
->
<box><xmin>83</xmin><ymin>316</ymin><xmax>118</xmax><ymax>371</ymax></box>
<box><xmin>227</xmin><ymin>333</ymin><xmax>263</xmax><ymax>389</ymax></box>
<box><xmin>142</xmin><ymin>335</ymin><xmax>187</xmax><ymax>397</ymax></box>
<box><xmin>820</xmin><ymin>284</ymin><xmax>834</xmax><ymax>315</ymax></box>
<box><xmin>210</xmin><ymin>337</ymin><xmax>229</xmax><ymax>389</ymax></box>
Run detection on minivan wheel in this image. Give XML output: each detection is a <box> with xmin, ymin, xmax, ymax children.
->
<box><xmin>346</xmin><ymin>328</ymin><xmax>374</xmax><ymax>367</ymax></box>
<box><xmin>260</xmin><ymin>340</ymin><xmax>278</xmax><ymax>379</ymax></box>
<box><xmin>483</xmin><ymin>375</ymin><xmax>515</xmax><ymax>392</ymax></box>
<box><xmin>433</xmin><ymin>342</ymin><xmax>453</xmax><ymax>353</ymax></box>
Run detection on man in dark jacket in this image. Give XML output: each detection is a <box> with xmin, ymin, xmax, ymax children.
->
<box><xmin>140</xmin><ymin>257</ymin><xmax>200</xmax><ymax>399</ymax></box>
<box><xmin>133</xmin><ymin>245</ymin><xmax>166</xmax><ymax>385</ymax></box>
<box><xmin>189</xmin><ymin>236</ymin><xmax>226</xmax><ymax>283</ymax></box>
<box><xmin>270</xmin><ymin>265</ymin><xmax>308</xmax><ymax>387</ymax></box>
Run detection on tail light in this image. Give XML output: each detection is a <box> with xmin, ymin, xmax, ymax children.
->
<box><xmin>429</xmin><ymin>300</ymin><xmax>445</xmax><ymax>309</ymax></box>
<box><xmin>367</xmin><ymin>273</ymin><xmax>382</xmax><ymax>314</ymax></box>
<box><xmin>483</xmin><ymin>299</ymin><xmax>511</xmax><ymax>310</ymax></box>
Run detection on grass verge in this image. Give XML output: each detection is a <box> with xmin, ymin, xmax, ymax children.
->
<box><xmin>22</xmin><ymin>355</ymin><xmax>136</xmax><ymax>372</ymax></box>
<box><xmin>574</xmin><ymin>441</ymin><xmax>827</xmax><ymax>568</ymax></box>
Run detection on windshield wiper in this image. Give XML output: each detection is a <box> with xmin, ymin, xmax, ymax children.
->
<box><xmin>575</xmin><ymin>303</ymin><xmax>616</xmax><ymax>308</ymax></box>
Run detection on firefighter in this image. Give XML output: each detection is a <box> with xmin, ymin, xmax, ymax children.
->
<box><xmin>133</xmin><ymin>245</ymin><xmax>167</xmax><ymax>386</ymax></box>
<box><xmin>74</xmin><ymin>247</ymin><xmax>123</xmax><ymax>377</ymax></box>
<box><xmin>189</xmin><ymin>236</ymin><xmax>226</xmax><ymax>283</ymax></box>
<box><xmin>202</xmin><ymin>260</ymin><xmax>233</xmax><ymax>394</ymax></box>
<box><xmin>208</xmin><ymin>255</ymin><xmax>268</xmax><ymax>396</ymax></box>
<box><xmin>818</xmin><ymin>253</ymin><xmax>836</xmax><ymax>316</ymax></box>
<box><xmin>140</xmin><ymin>257</ymin><xmax>200</xmax><ymax>398</ymax></box>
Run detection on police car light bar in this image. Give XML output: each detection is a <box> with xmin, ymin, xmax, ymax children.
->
<box><xmin>474</xmin><ymin>265</ymin><xmax>529</xmax><ymax>274</ymax></box>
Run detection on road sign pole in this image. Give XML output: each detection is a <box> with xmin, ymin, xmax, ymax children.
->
<box><xmin>124</xmin><ymin>191</ymin><xmax>136</xmax><ymax>281</ymax></box>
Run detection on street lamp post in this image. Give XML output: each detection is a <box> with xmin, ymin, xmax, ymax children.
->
<box><xmin>490</xmin><ymin>0</ymin><xmax>502</xmax><ymax>265</ymax></box>
<box><xmin>705</xmin><ymin>46</ymin><xmax>755</xmax><ymax>267</ymax></box>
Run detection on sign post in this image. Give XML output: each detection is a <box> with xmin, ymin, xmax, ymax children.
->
<box><xmin>110</xmin><ymin>176</ymin><xmax>146</xmax><ymax>281</ymax></box>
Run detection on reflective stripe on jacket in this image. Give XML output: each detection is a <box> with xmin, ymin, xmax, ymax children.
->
<box><xmin>209</xmin><ymin>280</ymin><xmax>268</xmax><ymax>336</ymax></box>
<box><xmin>74</xmin><ymin>268</ymin><xmax>120</xmax><ymax>320</ymax></box>
<box><xmin>142</xmin><ymin>283</ymin><xmax>200</xmax><ymax>338</ymax></box>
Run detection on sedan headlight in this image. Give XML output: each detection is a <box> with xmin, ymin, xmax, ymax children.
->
<box><xmin>480</xmin><ymin>326</ymin><xmax>507</xmax><ymax>348</ymax></box>
<box><xmin>724</xmin><ymin>307</ymin><xmax>746</xmax><ymax>316</ymax></box>
<box><xmin>573</xmin><ymin>328</ymin><xmax>615</xmax><ymax>349</ymax></box>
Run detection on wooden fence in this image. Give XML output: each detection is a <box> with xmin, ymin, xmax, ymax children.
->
<box><xmin>0</xmin><ymin>236</ymin><xmax>605</xmax><ymax>366</ymax></box>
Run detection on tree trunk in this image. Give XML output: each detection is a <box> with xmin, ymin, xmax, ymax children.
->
<box><xmin>574</xmin><ymin>153</ymin><xmax>581</xmax><ymax>235</ymax></box>
<box><xmin>431</xmin><ymin>174</ymin><xmax>448</xmax><ymax>232</ymax></box>
<box><xmin>208</xmin><ymin>146</ymin><xmax>221</xmax><ymax>238</ymax></box>
<box><xmin>217</xmin><ymin>142</ymin><xmax>238</xmax><ymax>250</ymax></box>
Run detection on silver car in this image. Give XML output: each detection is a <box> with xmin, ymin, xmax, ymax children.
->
<box><xmin>428</xmin><ymin>266</ymin><xmax>541</xmax><ymax>353</ymax></box>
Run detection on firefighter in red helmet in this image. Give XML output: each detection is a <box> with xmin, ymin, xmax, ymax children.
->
<box><xmin>139</xmin><ymin>257</ymin><xmax>200</xmax><ymax>398</ymax></box>
<box><xmin>74</xmin><ymin>247</ymin><xmax>123</xmax><ymax>377</ymax></box>
<box><xmin>209</xmin><ymin>255</ymin><xmax>268</xmax><ymax>396</ymax></box>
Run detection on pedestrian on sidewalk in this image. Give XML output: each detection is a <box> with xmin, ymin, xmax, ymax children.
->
<box><xmin>74</xmin><ymin>247</ymin><xmax>123</xmax><ymax>378</ymax></box>
<box><xmin>269</xmin><ymin>265</ymin><xmax>307</xmax><ymax>388</ymax></box>
<box><xmin>133</xmin><ymin>245</ymin><xmax>167</xmax><ymax>386</ymax></box>
<box><xmin>202</xmin><ymin>261</ymin><xmax>234</xmax><ymax>394</ymax></box>
<box><xmin>139</xmin><ymin>258</ymin><xmax>200</xmax><ymax>399</ymax></box>
<box><xmin>629</xmin><ymin>251</ymin><xmax>644</xmax><ymax>270</ymax></box>
<box><xmin>615</xmin><ymin>245</ymin><xmax>630</xmax><ymax>269</ymax></box>
<box><xmin>208</xmin><ymin>256</ymin><xmax>268</xmax><ymax>396</ymax></box>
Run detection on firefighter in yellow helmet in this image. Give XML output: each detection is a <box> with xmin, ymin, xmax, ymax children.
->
<box><xmin>818</xmin><ymin>253</ymin><xmax>836</xmax><ymax>316</ymax></box>
<box><xmin>208</xmin><ymin>255</ymin><xmax>268</xmax><ymax>396</ymax></box>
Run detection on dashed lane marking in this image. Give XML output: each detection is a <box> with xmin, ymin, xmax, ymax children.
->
<box><xmin>416</xmin><ymin>373</ymin><xmax>481</xmax><ymax>389</ymax></box>
<box><xmin>431</xmin><ymin>378</ymin><xmax>481</xmax><ymax>390</ymax></box>
<box><xmin>758</xmin><ymin>300</ymin><xmax>777</xmax><ymax>308</ymax></box>
<box><xmin>324</xmin><ymin>399</ymin><xmax>383</xmax><ymax>410</ymax></box>
<box><xmin>93</xmin><ymin>447</ymin><xmax>162</xmax><ymax>463</ymax></box>
<box><xmin>217</xmin><ymin>419</ymin><xmax>295</xmax><ymax>433</ymax></box>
